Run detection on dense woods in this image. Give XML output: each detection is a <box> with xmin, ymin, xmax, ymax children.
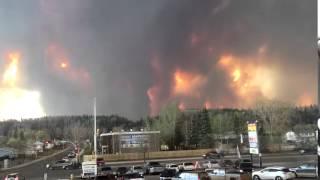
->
<box><xmin>0</xmin><ymin>101</ymin><xmax>318</xmax><ymax>152</ymax></box>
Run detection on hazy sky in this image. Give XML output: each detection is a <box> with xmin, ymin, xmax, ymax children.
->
<box><xmin>0</xmin><ymin>0</ymin><xmax>317</xmax><ymax>120</ymax></box>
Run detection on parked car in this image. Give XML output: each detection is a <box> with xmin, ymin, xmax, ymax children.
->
<box><xmin>144</xmin><ymin>161</ymin><xmax>164</xmax><ymax>175</ymax></box>
<box><xmin>298</xmin><ymin>148</ymin><xmax>317</xmax><ymax>155</ymax></box>
<box><xmin>252</xmin><ymin>166</ymin><xmax>296</xmax><ymax>180</ymax></box>
<box><xmin>206</xmin><ymin>168</ymin><xmax>226</xmax><ymax>177</ymax></box>
<box><xmin>122</xmin><ymin>172</ymin><xmax>144</xmax><ymax>180</ymax></box>
<box><xmin>4</xmin><ymin>173</ymin><xmax>25</xmax><ymax>180</ymax></box>
<box><xmin>234</xmin><ymin>159</ymin><xmax>253</xmax><ymax>173</ymax></box>
<box><xmin>160</xmin><ymin>169</ymin><xmax>177</xmax><ymax>180</ymax></box>
<box><xmin>202</xmin><ymin>150</ymin><xmax>223</xmax><ymax>159</ymax></box>
<box><xmin>96</xmin><ymin>174</ymin><xmax>116</xmax><ymax>180</ymax></box>
<box><xmin>62</xmin><ymin>156</ymin><xmax>71</xmax><ymax>162</ymax></box>
<box><xmin>99</xmin><ymin>166</ymin><xmax>113</xmax><ymax>176</ymax></box>
<box><xmin>68</xmin><ymin>152</ymin><xmax>76</xmax><ymax>159</ymax></box>
<box><xmin>166</xmin><ymin>163</ymin><xmax>179</xmax><ymax>173</ymax></box>
<box><xmin>116</xmin><ymin>166</ymin><xmax>129</xmax><ymax>176</ymax></box>
<box><xmin>202</xmin><ymin>160</ymin><xmax>220</xmax><ymax>169</ymax></box>
<box><xmin>219</xmin><ymin>159</ymin><xmax>234</xmax><ymax>168</ymax></box>
<box><xmin>289</xmin><ymin>163</ymin><xmax>316</xmax><ymax>178</ymax></box>
<box><xmin>46</xmin><ymin>160</ymin><xmax>73</xmax><ymax>170</ymax></box>
<box><xmin>173</xmin><ymin>171</ymin><xmax>209</xmax><ymax>180</ymax></box>
<box><xmin>131</xmin><ymin>166</ymin><xmax>144</xmax><ymax>175</ymax></box>
<box><xmin>178</xmin><ymin>162</ymin><xmax>195</xmax><ymax>171</ymax></box>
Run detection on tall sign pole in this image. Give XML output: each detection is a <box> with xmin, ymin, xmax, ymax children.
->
<box><xmin>317</xmin><ymin>0</ymin><xmax>320</xmax><ymax>177</ymax></box>
<box><xmin>94</xmin><ymin>98</ymin><xmax>97</xmax><ymax>158</ymax></box>
<box><xmin>94</xmin><ymin>98</ymin><xmax>97</xmax><ymax>177</ymax></box>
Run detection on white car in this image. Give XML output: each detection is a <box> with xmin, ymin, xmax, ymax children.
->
<box><xmin>202</xmin><ymin>160</ymin><xmax>220</xmax><ymax>169</ymax></box>
<box><xmin>166</xmin><ymin>163</ymin><xmax>179</xmax><ymax>172</ymax></box>
<box><xmin>178</xmin><ymin>162</ymin><xmax>195</xmax><ymax>171</ymax></box>
<box><xmin>252</xmin><ymin>167</ymin><xmax>296</xmax><ymax>180</ymax></box>
<box><xmin>130</xmin><ymin>166</ymin><xmax>145</xmax><ymax>176</ymax></box>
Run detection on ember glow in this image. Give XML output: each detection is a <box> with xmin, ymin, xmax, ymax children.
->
<box><xmin>147</xmin><ymin>86</ymin><xmax>161</xmax><ymax>116</ymax></box>
<box><xmin>173</xmin><ymin>69</ymin><xmax>207</xmax><ymax>97</ymax></box>
<box><xmin>217</xmin><ymin>54</ymin><xmax>276</xmax><ymax>106</ymax></box>
<box><xmin>60</xmin><ymin>62</ymin><xmax>68</xmax><ymax>69</ymax></box>
<box><xmin>297</xmin><ymin>93</ymin><xmax>314</xmax><ymax>107</ymax></box>
<box><xmin>0</xmin><ymin>52</ymin><xmax>45</xmax><ymax>120</ymax></box>
<box><xmin>2</xmin><ymin>52</ymin><xmax>20</xmax><ymax>87</ymax></box>
<box><xmin>46</xmin><ymin>44</ymin><xmax>91</xmax><ymax>86</ymax></box>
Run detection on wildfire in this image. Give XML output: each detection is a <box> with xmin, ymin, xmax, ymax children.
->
<box><xmin>2</xmin><ymin>52</ymin><xmax>20</xmax><ymax>87</ymax></box>
<box><xmin>297</xmin><ymin>93</ymin><xmax>314</xmax><ymax>106</ymax></box>
<box><xmin>147</xmin><ymin>85</ymin><xmax>162</xmax><ymax>116</ymax></box>
<box><xmin>173</xmin><ymin>69</ymin><xmax>206</xmax><ymax>97</ymax></box>
<box><xmin>204</xmin><ymin>100</ymin><xmax>214</xmax><ymax>109</ymax></box>
<box><xmin>46</xmin><ymin>43</ymin><xmax>90</xmax><ymax>86</ymax></box>
<box><xmin>60</xmin><ymin>62</ymin><xmax>68</xmax><ymax>69</ymax></box>
<box><xmin>232</xmin><ymin>68</ymin><xmax>241</xmax><ymax>82</ymax></box>
<box><xmin>217</xmin><ymin>54</ymin><xmax>276</xmax><ymax>106</ymax></box>
<box><xmin>0</xmin><ymin>51</ymin><xmax>45</xmax><ymax>120</ymax></box>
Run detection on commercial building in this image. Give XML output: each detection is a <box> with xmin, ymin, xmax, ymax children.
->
<box><xmin>100</xmin><ymin>131</ymin><xmax>160</xmax><ymax>154</ymax></box>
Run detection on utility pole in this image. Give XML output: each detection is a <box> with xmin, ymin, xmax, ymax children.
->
<box><xmin>94</xmin><ymin>98</ymin><xmax>97</xmax><ymax>158</ymax></box>
<box><xmin>317</xmin><ymin>37</ymin><xmax>320</xmax><ymax>178</ymax></box>
<box><xmin>317</xmin><ymin>1</ymin><xmax>320</xmax><ymax>177</ymax></box>
<box><xmin>93</xmin><ymin>98</ymin><xmax>97</xmax><ymax>177</ymax></box>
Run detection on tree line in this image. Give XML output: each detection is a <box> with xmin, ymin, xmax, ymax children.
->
<box><xmin>0</xmin><ymin>100</ymin><xmax>318</xmax><ymax>152</ymax></box>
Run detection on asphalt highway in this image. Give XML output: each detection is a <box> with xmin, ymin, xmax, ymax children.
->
<box><xmin>0</xmin><ymin>152</ymin><xmax>316</xmax><ymax>180</ymax></box>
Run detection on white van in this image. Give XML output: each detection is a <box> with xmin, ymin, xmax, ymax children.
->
<box><xmin>81</xmin><ymin>161</ymin><xmax>97</xmax><ymax>179</ymax></box>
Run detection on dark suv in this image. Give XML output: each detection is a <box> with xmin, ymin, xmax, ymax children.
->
<box><xmin>234</xmin><ymin>159</ymin><xmax>253</xmax><ymax>173</ymax></box>
<box><xmin>202</xmin><ymin>150</ymin><xmax>224</xmax><ymax>159</ymax></box>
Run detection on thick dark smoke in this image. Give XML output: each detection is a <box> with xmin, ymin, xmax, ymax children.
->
<box><xmin>0</xmin><ymin>0</ymin><xmax>316</xmax><ymax>119</ymax></box>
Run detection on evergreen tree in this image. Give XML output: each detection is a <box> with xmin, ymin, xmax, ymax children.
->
<box><xmin>198</xmin><ymin>108</ymin><xmax>211</xmax><ymax>148</ymax></box>
<box><xmin>189</xmin><ymin>113</ymin><xmax>200</xmax><ymax>148</ymax></box>
<box><xmin>13</xmin><ymin>127</ymin><xmax>18</xmax><ymax>139</ymax></box>
<box><xmin>19</xmin><ymin>130</ymin><xmax>25</xmax><ymax>140</ymax></box>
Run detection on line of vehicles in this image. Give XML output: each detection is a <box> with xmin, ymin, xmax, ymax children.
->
<box><xmin>46</xmin><ymin>151</ymin><xmax>80</xmax><ymax>170</ymax></box>
<box><xmin>40</xmin><ymin>149</ymin><xmax>317</xmax><ymax>179</ymax></box>
<box><xmin>79</xmin><ymin>154</ymin><xmax>253</xmax><ymax>180</ymax></box>
<box><xmin>77</xmin><ymin>151</ymin><xmax>317</xmax><ymax>180</ymax></box>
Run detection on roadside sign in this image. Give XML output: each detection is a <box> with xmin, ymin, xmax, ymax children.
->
<box><xmin>248</xmin><ymin>121</ymin><xmax>259</xmax><ymax>155</ymax></box>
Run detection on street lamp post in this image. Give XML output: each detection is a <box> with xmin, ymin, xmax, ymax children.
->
<box><xmin>317</xmin><ymin>38</ymin><xmax>320</xmax><ymax>178</ymax></box>
<box><xmin>93</xmin><ymin>98</ymin><xmax>97</xmax><ymax>177</ymax></box>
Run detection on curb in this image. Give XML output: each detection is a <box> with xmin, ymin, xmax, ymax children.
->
<box><xmin>0</xmin><ymin>147</ymin><xmax>71</xmax><ymax>172</ymax></box>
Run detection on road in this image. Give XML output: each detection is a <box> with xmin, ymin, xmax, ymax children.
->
<box><xmin>0</xmin><ymin>152</ymin><xmax>316</xmax><ymax>179</ymax></box>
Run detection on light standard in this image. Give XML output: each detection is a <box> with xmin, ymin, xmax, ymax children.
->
<box><xmin>93</xmin><ymin>98</ymin><xmax>98</xmax><ymax>177</ymax></box>
<box><xmin>317</xmin><ymin>38</ymin><xmax>320</xmax><ymax>178</ymax></box>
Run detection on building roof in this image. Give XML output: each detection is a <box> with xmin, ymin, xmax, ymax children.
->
<box><xmin>100</xmin><ymin>131</ymin><xmax>160</xmax><ymax>137</ymax></box>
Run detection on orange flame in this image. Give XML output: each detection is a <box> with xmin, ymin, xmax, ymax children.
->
<box><xmin>232</xmin><ymin>68</ymin><xmax>241</xmax><ymax>82</ymax></box>
<box><xmin>0</xmin><ymin>51</ymin><xmax>45</xmax><ymax>120</ymax></box>
<box><xmin>297</xmin><ymin>93</ymin><xmax>314</xmax><ymax>106</ymax></box>
<box><xmin>204</xmin><ymin>100</ymin><xmax>214</xmax><ymax>109</ymax></box>
<box><xmin>173</xmin><ymin>69</ymin><xmax>206</xmax><ymax>97</ymax></box>
<box><xmin>2</xmin><ymin>52</ymin><xmax>20</xmax><ymax>87</ymax></box>
<box><xmin>217</xmin><ymin>54</ymin><xmax>276</xmax><ymax>107</ymax></box>
<box><xmin>60</xmin><ymin>62</ymin><xmax>68</xmax><ymax>69</ymax></box>
<box><xmin>46</xmin><ymin>43</ymin><xmax>90</xmax><ymax>86</ymax></box>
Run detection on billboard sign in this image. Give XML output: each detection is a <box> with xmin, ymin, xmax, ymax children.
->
<box><xmin>120</xmin><ymin>134</ymin><xmax>148</xmax><ymax>148</ymax></box>
<box><xmin>248</xmin><ymin>122</ymin><xmax>259</xmax><ymax>154</ymax></box>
